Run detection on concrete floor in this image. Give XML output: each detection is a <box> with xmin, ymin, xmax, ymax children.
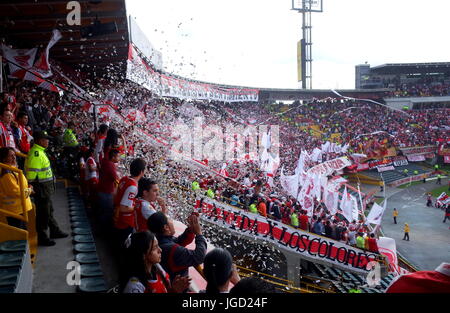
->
<box><xmin>378</xmin><ymin>180</ymin><xmax>450</xmax><ymax>271</ymax></box>
<box><xmin>32</xmin><ymin>181</ymin><xmax>76</xmax><ymax>293</ymax></box>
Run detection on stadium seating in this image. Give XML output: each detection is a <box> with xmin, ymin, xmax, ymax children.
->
<box><xmin>66</xmin><ymin>187</ymin><xmax>107</xmax><ymax>293</ymax></box>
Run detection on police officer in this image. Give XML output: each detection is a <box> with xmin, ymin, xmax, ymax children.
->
<box><xmin>26</xmin><ymin>131</ymin><xmax>68</xmax><ymax>246</ymax></box>
<box><xmin>62</xmin><ymin>121</ymin><xmax>79</xmax><ymax>179</ymax></box>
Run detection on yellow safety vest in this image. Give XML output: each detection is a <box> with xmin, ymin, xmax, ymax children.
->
<box><xmin>63</xmin><ymin>128</ymin><xmax>79</xmax><ymax>147</ymax></box>
<box><xmin>25</xmin><ymin>144</ymin><xmax>54</xmax><ymax>183</ymax></box>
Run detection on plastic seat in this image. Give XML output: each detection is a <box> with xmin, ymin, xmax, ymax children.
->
<box><xmin>75</xmin><ymin>252</ymin><xmax>99</xmax><ymax>264</ymax></box>
<box><xmin>72</xmin><ymin>228</ymin><xmax>92</xmax><ymax>236</ymax></box>
<box><xmin>78</xmin><ymin>277</ymin><xmax>107</xmax><ymax>293</ymax></box>
<box><xmin>71</xmin><ymin>216</ymin><xmax>88</xmax><ymax>223</ymax></box>
<box><xmin>0</xmin><ymin>252</ymin><xmax>24</xmax><ymax>268</ymax></box>
<box><xmin>70</xmin><ymin>211</ymin><xmax>87</xmax><ymax>218</ymax></box>
<box><xmin>74</xmin><ymin>243</ymin><xmax>96</xmax><ymax>253</ymax></box>
<box><xmin>0</xmin><ymin>267</ymin><xmax>20</xmax><ymax>287</ymax></box>
<box><xmin>71</xmin><ymin>222</ymin><xmax>91</xmax><ymax>230</ymax></box>
<box><xmin>0</xmin><ymin>240</ymin><xmax>27</xmax><ymax>253</ymax></box>
<box><xmin>73</xmin><ymin>235</ymin><xmax>95</xmax><ymax>244</ymax></box>
<box><xmin>80</xmin><ymin>264</ymin><xmax>103</xmax><ymax>277</ymax></box>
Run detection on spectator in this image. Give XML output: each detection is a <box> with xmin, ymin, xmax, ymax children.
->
<box><xmin>120</xmin><ymin>231</ymin><xmax>191</xmax><ymax>293</ymax></box>
<box><xmin>202</xmin><ymin>248</ymin><xmax>240</xmax><ymax>294</ymax></box>
<box><xmin>290</xmin><ymin>209</ymin><xmax>299</xmax><ymax>229</ymax></box>
<box><xmin>113</xmin><ymin>158</ymin><xmax>146</xmax><ymax>248</ymax></box>
<box><xmin>0</xmin><ymin>147</ymin><xmax>32</xmax><ymax>229</ymax></box>
<box><xmin>257</xmin><ymin>198</ymin><xmax>267</xmax><ymax>217</ymax></box>
<box><xmin>386</xmin><ymin>262</ymin><xmax>450</xmax><ymax>293</ymax></box>
<box><xmin>324</xmin><ymin>220</ymin><xmax>333</xmax><ymax>238</ymax></box>
<box><xmin>97</xmin><ymin>149</ymin><xmax>120</xmax><ymax>234</ymax></box>
<box><xmin>134</xmin><ymin>178</ymin><xmax>167</xmax><ymax>232</ymax></box>
<box><xmin>13</xmin><ymin>111</ymin><xmax>32</xmax><ymax>155</ymax></box>
<box><xmin>299</xmin><ymin>210</ymin><xmax>309</xmax><ymax>231</ymax></box>
<box><xmin>312</xmin><ymin>217</ymin><xmax>324</xmax><ymax>235</ymax></box>
<box><xmin>443</xmin><ymin>205</ymin><xmax>450</xmax><ymax>223</ymax></box>
<box><xmin>94</xmin><ymin>123</ymin><xmax>109</xmax><ymax>164</ymax></box>
<box><xmin>230</xmin><ymin>276</ymin><xmax>277</xmax><ymax>294</ymax></box>
<box><xmin>83</xmin><ymin>148</ymin><xmax>98</xmax><ymax>205</ymax></box>
<box><xmin>356</xmin><ymin>233</ymin><xmax>365</xmax><ymax>250</ymax></box>
<box><xmin>348</xmin><ymin>227</ymin><xmax>357</xmax><ymax>247</ymax></box>
<box><xmin>367</xmin><ymin>233</ymin><xmax>379</xmax><ymax>253</ymax></box>
<box><xmin>103</xmin><ymin>128</ymin><xmax>120</xmax><ymax>160</ymax></box>
<box><xmin>147</xmin><ymin>212</ymin><xmax>207</xmax><ymax>282</ymax></box>
<box><xmin>0</xmin><ymin>106</ymin><xmax>17</xmax><ymax>150</ymax></box>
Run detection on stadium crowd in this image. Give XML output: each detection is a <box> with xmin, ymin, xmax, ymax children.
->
<box><xmin>1</xmin><ymin>62</ymin><xmax>449</xmax><ymax>293</ymax></box>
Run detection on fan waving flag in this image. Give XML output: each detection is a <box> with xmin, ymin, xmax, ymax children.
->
<box><xmin>437</xmin><ymin>192</ymin><xmax>449</xmax><ymax>206</ymax></box>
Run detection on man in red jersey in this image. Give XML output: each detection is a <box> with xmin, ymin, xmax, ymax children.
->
<box><xmin>113</xmin><ymin>158</ymin><xmax>146</xmax><ymax>249</ymax></box>
<box><xmin>134</xmin><ymin>178</ymin><xmax>168</xmax><ymax>232</ymax></box>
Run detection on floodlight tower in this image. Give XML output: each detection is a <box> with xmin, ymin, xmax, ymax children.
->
<box><xmin>292</xmin><ymin>0</ymin><xmax>323</xmax><ymax>89</ymax></box>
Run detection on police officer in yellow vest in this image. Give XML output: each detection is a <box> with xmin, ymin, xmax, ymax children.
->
<box><xmin>63</xmin><ymin>121</ymin><xmax>79</xmax><ymax>178</ymax></box>
<box><xmin>26</xmin><ymin>131</ymin><xmax>68</xmax><ymax>246</ymax></box>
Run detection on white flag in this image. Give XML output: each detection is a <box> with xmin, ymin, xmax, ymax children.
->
<box><xmin>310</xmin><ymin>147</ymin><xmax>322</xmax><ymax>162</ymax></box>
<box><xmin>280</xmin><ymin>167</ymin><xmax>299</xmax><ymax>199</ymax></box>
<box><xmin>366</xmin><ymin>202</ymin><xmax>386</xmax><ymax>225</ymax></box>
<box><xmin>340</xmin><ymin>186</ymin><xmax>359</xmax><ymax>222</ymax></box>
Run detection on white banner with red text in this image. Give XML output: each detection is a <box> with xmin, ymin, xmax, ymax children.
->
<box><xmin>126</xmin><ymin>44</ymin><xmax>259</xmax><ymax>102</ymax></box>
<box><xmin>195</xmin><ymin>197</ymin><xmax>380</xmax><ymax>274</ymax></box>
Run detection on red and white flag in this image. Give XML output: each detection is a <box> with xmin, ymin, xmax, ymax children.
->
<box><xmin>1</xmin><ymin>44</ymin><xmax>37</xmax><ymax>78</ymax></box>
<box><xmin>437</xmin><ymin>192</ymin><xmax>450</xmax><ymax>206</ymax></box>
<box><xmin>378</xmin><ymin>237</ymin><xmax>410</xmax><ymax>276</ymax></box>
<box><xmin>32</xmin><ymin>29</ymin><xmax>62</xmax><ymax>78</ymax></box>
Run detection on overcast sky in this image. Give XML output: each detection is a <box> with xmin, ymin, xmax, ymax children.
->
<box><xmin>125</xmin><ymin>0</ymin><xmax>450</xmax><ymax>90</ymax></box>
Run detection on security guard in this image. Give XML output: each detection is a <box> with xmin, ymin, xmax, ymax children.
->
<box><xmin>26</xmin><ymin>131</ymin><xmax>68</xmax><ymax>246</ymax></box>
<box><xmin>191</xmin><ymin>181</ymin><xmax>200</xmax><ymax>191</ymax></box>
<box><xmin>62</xmin><ymin>121</ymin><xmax>79</xmax><ymax>179</ymax></box>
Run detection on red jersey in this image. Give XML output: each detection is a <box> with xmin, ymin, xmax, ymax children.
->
<box><xmin>134</xmin><ymin>199</ymin><xmax>157</xmax><ymax>232</ymax></box>
<box><xmin>123</xmin><ymin>264</ymin><xmax>170</xmax><ymax>293</ymax></box>
<box><xmin>113</xmin><ymin>177</ymin><xmax>138</xmax><ymax>229</ymax></box>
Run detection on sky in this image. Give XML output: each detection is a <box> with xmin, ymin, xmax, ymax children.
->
<box><xmin>125</xmin><ymin>0</ymin><xmax>450</xmax><ymax>90</ymax></box>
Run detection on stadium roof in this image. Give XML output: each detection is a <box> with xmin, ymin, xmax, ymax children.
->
<box><xmin>0</xmin><ymin>0</ymin><xmax>129</xmax><ymax>74</ymax></box>
<box><xmin>370</xmin><ymin>62</ymin><xmax>450</xmax><ymax>75</ymax></box>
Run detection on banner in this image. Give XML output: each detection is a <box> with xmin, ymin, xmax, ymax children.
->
<box><xmin>368</xmin><ymin>157</ymin><xmax>393</xmax><ymax>169</ymax></box>
<box><xmin>377</xmin><ymin>165</ymin><xmax>395</xmax><ymax>172</ymax></box>
<box><xmin>307</xmin><ymin>156</ymin><xmax>352</xmax><ymax>177</ymax></box>
<box><xmin>126</xmin><ymin>44</ymin><xmax>259</xmax><ymax>102</ymax></box>
<box><xmin>392</xmin><ymin>156</ymin><xmax>408</xmax><ymax>167</ymax></box>
<box><xmin>196</xmin><ymin>197</ymin><xmax>379</xmax><ymax>274</ymax></box>
<box><xmin>400</xmin><ymin>146</ymin><xmax>436</xmax><ymax>156</ymax></box>
<box><xmin>406</xmin><ymin>154</ymin><xmax>425</xmax><ymax>162</ymax></box>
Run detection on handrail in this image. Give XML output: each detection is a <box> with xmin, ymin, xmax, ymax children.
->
<box><xmin>15</xmin><ymin>151</ymin><xmax>27</xmax><ymax>158</ymax></box>
<box><xmin>0</xmin><ymin>162</ymin><xmax>29</xmax><ymax>224</ymax></box>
